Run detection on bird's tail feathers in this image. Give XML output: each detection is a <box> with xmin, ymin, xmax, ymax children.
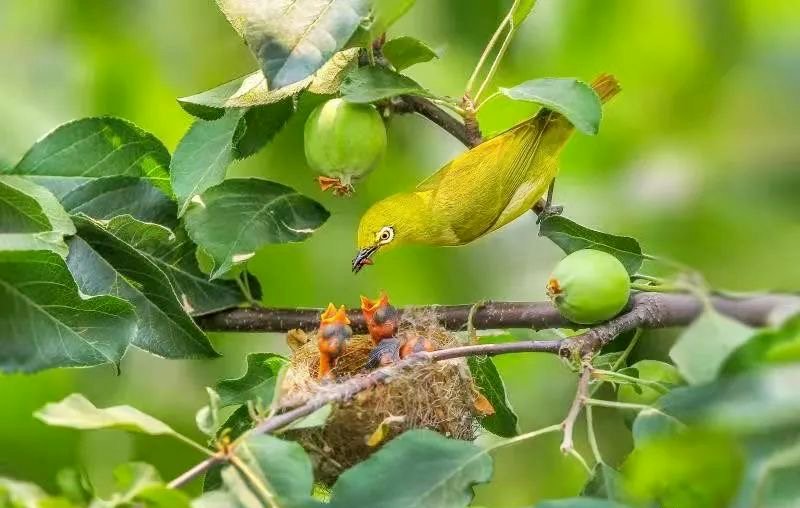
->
<box><xmin>591</xmin><ymin>74</ymin><xmax>621</xmax><ymax>104</ymax></box>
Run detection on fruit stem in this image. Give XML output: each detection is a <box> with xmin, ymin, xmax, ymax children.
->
<box><xmin>630</xmin><ymin>282</ymin><xmax>683</xmax><ymax>293</ymax></box>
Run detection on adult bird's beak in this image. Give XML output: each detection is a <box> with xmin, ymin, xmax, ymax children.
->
<box><xmin>352</xmin><ymin>245</ymin><xmax>378</xmax><ymax>273</ymax></box>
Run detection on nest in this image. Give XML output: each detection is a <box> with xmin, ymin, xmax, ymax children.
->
<box><xmin>281</xmin><ymin>311</ymin><xmax>480</xmax><ymax>485</ymax></box>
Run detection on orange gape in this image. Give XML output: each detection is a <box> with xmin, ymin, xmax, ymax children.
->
<box><xmin>317</xmin><ymin>303</ymin><xmax>352</xmax><ymax>379</ymax></box>
<box><xmin>360</xmin><ymin>292</ymin><xmax>398</xmax><ymax>344</ymax></box>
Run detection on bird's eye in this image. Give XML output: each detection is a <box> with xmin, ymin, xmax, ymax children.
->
<box><xmin>377</xmin><ymin>226</ymin><xmax>394</xmax><ymax>244</ymax></box>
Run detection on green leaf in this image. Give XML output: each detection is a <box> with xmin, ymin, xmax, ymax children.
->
<box><xmin>500</xmin><ymin>78</ymin><xmax>603</xmax><ymax>135</ymax></box>
<box><xmin>68</xmin><ymin>216</ymin><xmax>218</xmax><ymax>359</ymax></box>
<box><xmin>97</xmin><ymin>216</ymin><xmax>256</xmax><ymax>316</ymax></box>
<box><xmin>538</xmin><ymin>215</ymin><xmax>643</xmax><ymax>275</ymax></box>
<box><xmin>382</xmin><ymin>36</ymin><xmax>438</xmax><ymax>70</ymax></box>
<box><xmin>276</xmin><ymin>404</ymin><xmax>332</xmax><ymax>433</ymax></box>
<box><xmin>621</xmin><ymin>431</ymin><xmax>743</xmax><ymax>508</ymax></box>
<box><xmin>9</xmin><ymin>117</ymin><xmax>171</xmax><ymax>198</ymax></box>
<box><xmin>183</xmin><ymin>178</ymin><xmax>329</xmax><ymax>279</ymax></box>
<box><xmin>468</xmin><ymin>356</ymin><xmax>519</xmax><ymax>437</ymax></box>
<box><xmin>171</xmin><ymin>110</ymin><xmax>245</xmax><ymax>217</ymax></box>
<box><xmin>631</xmin><ymin>408</ymin><xmax>684</xmax><ymax>447</ymax></box>
<box><xmin>329</xmin><ymin>429</ymin><xmax>492</xmax><ymax>508</ymax></box>
<box><xmin>511</xmin><ymin>0</ymin><xmax>537</xmax><ymax>26</ymax></box>
<box><xmin>227</xmin><ymin>434</ymin><xmax>317</xmax><ymax>505</ymax></box>
<box><xmin>733</xmin><ymin>430</ymin><xmax>800</xmax><ymax>508</ymax></box>
<box><xmin>216</xmin><ymin>0</ymin><xmax>369</xmax><ymax>89</ymax></box>
<box><xmin>341</xmin><ymin>65</ymin><xmax>432</xmax><ymax>103</ymax></box>
<box><xmin>55</xmin><ymin>468</ymin><xmax>93</xmax><ymax>505</ymax></box>
<box><xmin>369</xmin><ymin>0</ymin><xmax>417</xmax><ymax>37</ymax></box>
<box><xmin>216</xmin><ymin>353</ymin><xmax>289</xmax><ymax>407</ymax></box>
<box><xmin>660</xmin><ymin>365</ymin><xmax>800</xmax><ymax>434</ymax></box>
<box><xmin>35</xmin><ymin>394</ymin><xmax>176</xmax><ymax>436</ymax></box>
<box><xmin>233</xmin><ymin>101</ymin><xmax>295</xmax><ymax>159</ymax></box>
<box><xmin>60</xmin><ymin>177</ymin><xmax>177</xmax><ymax>228</ymax></box>
<box><xmin>723</xmin><ymin>314</ymin><xmax>800</xmax><ymax>375</ymax></box>
<box><xmin>535</xmin><ymin>499</ymin><xmax>629</xmax><ymax>508</ymax></box>
<box><xmin>196</xmin><ymin>388</ymin><xmax>222</xmax><ymax>437</ymax></box>
<box><xmin>669</xmin><ymin>309</ymin><xmax>753</xmax><ymax>385</ymax></box>
<box><xmin>0</xmin><ymin>176</ymin><xmax>75</xmax><ymax>256</ymax></box>
<box><xmin>178</xmin><ymin>49</ymin><xmax>358</xmax><ymax>119</ymax></box>
<box><xmin>0</xmin><ymin>250</ymin><xmax>135</xmax><ymax>372</ymax></box>
<box><xmin>92</xmin><ymin>463</ymin><xmax>191</xmax><ymax>508</ymax></box>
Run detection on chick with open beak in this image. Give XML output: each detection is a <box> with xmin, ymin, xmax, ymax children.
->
<box><xmin>317</xmin><ymin>303</ymin><xmax>352</xmax><ymax>379</ymax></box>
<box><xmin>360</xmin><ymin>292</ymin><xmax>399</xmax><ymax>344</ymax></box>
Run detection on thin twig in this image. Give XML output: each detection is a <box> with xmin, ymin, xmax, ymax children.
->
<box><xmin>560</xmin><ymin>365</ymin><xmax>592</xmax><ymax>454</ymax></box>
<box><xmin>585</xmin><ymin>405</ymin><xmax>603</xmax><ymax>466</ymax></box>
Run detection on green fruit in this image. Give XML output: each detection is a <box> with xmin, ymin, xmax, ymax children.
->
<box><xmin>617</xmin><ymin>360</ymin><xmax>683</xmax><ymax>407</ymax></box>
<box><xmin>304</xmin><ymin>98</ymin><xmax>387</xmax><ymax>193</ymax></box>
<box><xmin>546</xmin><ymin>249</ymin><xmax>630</xmax><ymax>324</ymax></box>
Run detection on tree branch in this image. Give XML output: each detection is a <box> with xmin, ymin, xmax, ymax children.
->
<box><xmin>174</xmin><ymin>291</ymin><xmax>800</xmax><ymax>488</ymax></box>
<box><xmin>197</xmin><ymin>292</ymin><xmax>799</xmax><ymax>335</ymax></box>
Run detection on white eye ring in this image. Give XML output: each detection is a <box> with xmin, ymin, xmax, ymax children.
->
<box><xmin>376</xmin><ymin>226</ymin><xmax>394</xmax><ymax>244</ymax></box>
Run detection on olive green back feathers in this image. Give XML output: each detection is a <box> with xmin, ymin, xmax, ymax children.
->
<box><xmin>357</xmin><ymin>75</ymin><xmax>621</xmax><ymax>252</ymax></box>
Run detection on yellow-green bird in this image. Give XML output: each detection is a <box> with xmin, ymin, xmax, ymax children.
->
<box><xmin>353</xmin><ymin>75</ymin><xmax>620</xmax><ymax>272</ymax></box>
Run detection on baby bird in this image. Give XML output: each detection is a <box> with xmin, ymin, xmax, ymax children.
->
<box><xmin>353</xmin><ymin>75</ymin><xmax>621</xmax><ymax>272</ymax></box>
<box><xmin>317</xmin><ymin>303</ymin><xmax>352</xmax><ymax>379</ymax></box>
<box><xmin>360</xmin><ymin>292</ymin><xmax>399</xmax><ymax>344</ymax></box>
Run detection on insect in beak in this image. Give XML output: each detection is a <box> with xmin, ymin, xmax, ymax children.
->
<box><xmin>352</xmin><ymin>245</ymin><xmax>379</xmax><ymax>273</ymax></box>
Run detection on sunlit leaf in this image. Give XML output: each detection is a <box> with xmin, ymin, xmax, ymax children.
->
<box><xmin>9</xmin><ymin>117</ymin><xmax>171</xmax><ymax>198</ymax></box>
<box><xmin>216</xmin><ymin>353</ymin><xmax>289</xmax><ymax>407</ymax></box>
<box><xmin>468</xmin><ymin>356</ymin><xmax>519</xmax><ymax>437</ymax></box>
<box><xmin>183</xmin><ymin>178</ymin><xmax>329</xmax><ymax>279</ymax></box>
<box><xmin>500</xmin><ymin>78</ymin><xmax>603</xmax><ymax>135</ymax></box>
<box><xmin>0</xmin><ymin>477</ymin><xmax>49</xmax><ymax>508</ymax></box>
<box><xmin>178</xmin><ymin>50</ymin><xmax>359</xmax><ymax>119</ymax></box>
<box><xmin>60</xmin><ymin>176</ymin><xmax>177</xmax><ymax>228</ymax></box>
<box><xmin>68</xmin><ymin>216</ymin><xmax>218</xmax><ymax>359</ymax></box>
<box><xmin>616</xmin><ymin>360</ymin><xmax>682</xmax><ymax>407</ymax></box>
<box><xmin>196</xmin><ymin>388</ymin><xmax>222</xmax><ymax>437</ymax></box>
<box><xmin>329</xmin><ymin>430</ymin><xmax>492</xmax><ymax>508</ymax></box>
<box><xmin>99</xmin><ymin>216</ymin><xmax>256</xmax><ymax>316</ymax></box>
<box><xmin>0</xmin><ymin>250</ymin><xmax>135</xmax><ymax>373</ymax></box>
<box><xmin>382</xmin><ymin>36</ymin><xmax>438</xmax><ymax>70</ymax></box>
<box><xmin>538</xmin><ymin>215</ymin><xmax>643</xmax><ymax>275</ymax></box>
<box><xmin>277</xmin><ymin>404</ymin><xmax>332</xmax><ymax>433</ymax></box>
<box><xmin>670</xmin><ymin>309</ymin><xmax>753</xmax><ymax>385</ymax></box>
<box><xmin>35</xmin><ymin>394</ymin><xmax>176</xmax><ymax>436</ymax></box>
<box><xmin>172</xmin><ymin>110</ymin><xmax>244</xmax><ymax>217</ymax></box>
<box><xmin>216</xmin><ymin>0</ymin><xmax>369</xmax><ymax>89</ymax></box>
<box><xmin>340</xmin><ymin>66</ymin><xmax>433</xmax><ymax>103</ymax></box>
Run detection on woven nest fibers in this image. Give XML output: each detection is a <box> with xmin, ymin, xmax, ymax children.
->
<box><xmin>281</xmin><ymin>314</ymin><xmax>480</xmax><ymax>485</ymax></box>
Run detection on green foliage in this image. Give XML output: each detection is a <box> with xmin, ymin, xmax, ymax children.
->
<box><xmin>171</xmin><ymin>110</ymin><xmax>245</xmax><ymax>216</ymax></box>
<box><xmin>68</xmin><ymin>216</ymin><xmax>218</xmax><ymax>359</ymax></box>
<box><xmin>500</xmin><ymin>78</ymin><xmax>603</xmax><ymax>135</ymax></box>
<box><xmin>34</xmin><ymin>394</ymin><xmax>177</xmax><ymax>436</ymax></box>
<box><xmin>328</xmin><ymin>430</ymin><xmax>492</xmax><ymax>508</ymax></box>
<box><xmin>234</xmin><ymin>102</ymin><xmax>295</xmax><ymax>159</ymax></box>
<box><xmin>91</xmin><ymin>463</ymin><xmax>190</xmax><ymax>508</ymax></box>
<box><xmin>215</xmin><ymin>0</ymin><xmax>370</xmax><ymax>89</ymax></box>
<box><xmin>177</xmin><ymin>49</ymin><xmax>358</xmax><ymax>118</ymax></box>
<box><xmin>535</xmin><ymin>499</ymin><xmax>629</xmax><ymax>508</ymax></box>
<box><xmin>468</xmin><ymin>356</ymin><xmax>520</xmax><ymax>437</ymax></box>
<box><xmin>0</xmin><ymin>176</ymin><xmax>75</xmax><ymax>256</ymax></box>
<box><xmin>723</xmin><ymin>314</ymin><xmax>800</xmax><ymax>374</ymax></box>
<box><xmin>580</xmin><ymin>464</ymin><xmax>624</xmax><ymax>502</ymax></box>
<box><xmin>0</xmin><ymin>250</ymin><xmax>135</xmax><ymax>372</ymax></box>
<box><xmin>616</xmin><ymin>360</ymin><xmax>682</xmax><ymax>407</ymax></box>
<box><xmin>340</xmin><ymin>66</ymin><xmax>432</xmax><ymax>103</ymax></box>
<box><xmin>183</xmin><ymin>178</ymin><xmax>329</xmax><ymax>279</ymax></box>
<box><xmin>511</xmin><ymin>0</ymin><xmax>538</xmax><ymax>26</ymax></box>
<box><xmin>669</xmin><ymin>309</ymin><xmax>754</xmax><ymax>385</ymax></box>
<box><xmin>9</xmin><ymin>117</ymin><xmax>171</xmax><ymax>198</ymax></box>
<box><xmin>215</xmin><ymin>353</ymin><xmax>289</xmax><ymax>407</ymax></box>
<box><xmin>538</xmin><ymin>216</ymin><xmax>643</xmax><ymax>275</ymax></box>
<box><xmin>59</xmin><ymin>177</ymin><xmax>177</xmax><ymax>228</ymax></box>
<box><xmin>382</xmin><ymin>36</ymin><xmax>438</xmax><ymax>70</ymax></box>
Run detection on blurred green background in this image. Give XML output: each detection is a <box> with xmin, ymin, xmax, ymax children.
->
<box><xmin>1</xmin><ymin>1</ymin><xmax>798</xmax><ymax>506</ymax></box>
